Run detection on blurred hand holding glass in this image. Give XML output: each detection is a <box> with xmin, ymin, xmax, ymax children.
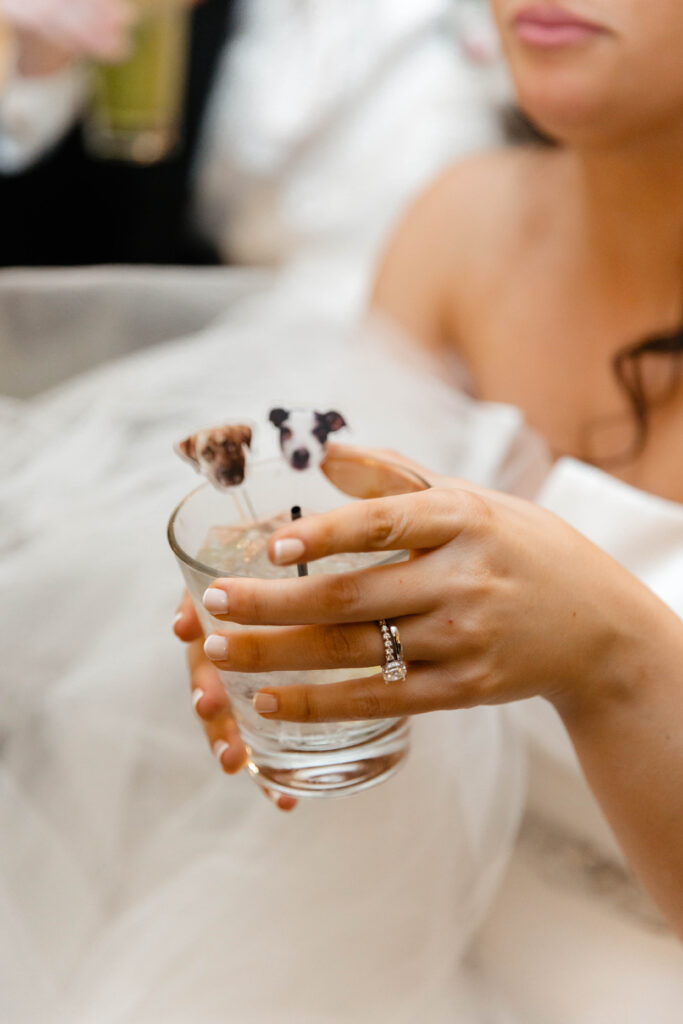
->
<box><xmin>86</xmin><ymin>0</ymin><xmax>190</xmax><ymax>163</ymax></box>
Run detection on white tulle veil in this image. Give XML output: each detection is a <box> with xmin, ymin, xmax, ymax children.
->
<box><xmin>0</xmin><ymin>272</ymin><xmax>548</xmax><ymax>1023</ymax></box>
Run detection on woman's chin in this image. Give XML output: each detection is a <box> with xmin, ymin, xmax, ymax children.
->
<box><xmin>514</xmin><ymin>81</ymin><xmax>621</xmax><ymax>146</ymax></box>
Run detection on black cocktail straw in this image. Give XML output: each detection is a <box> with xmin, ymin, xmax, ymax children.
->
<box><xmin>290</xmin><ymin>505</ymin><xmax>308</xmax><ymax>576</ymax></box>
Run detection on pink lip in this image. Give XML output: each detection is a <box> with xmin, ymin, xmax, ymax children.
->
<box><xmin>513</xmin><ymin>5</ymin><xmax>607</xmax><ymax>47</ymax></box>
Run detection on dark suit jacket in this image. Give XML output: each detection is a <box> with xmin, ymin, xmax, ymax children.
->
<box><xmin>0</xmin><ymin>0</ymin><xmax>236</xmax><ymax>266</ymax></box>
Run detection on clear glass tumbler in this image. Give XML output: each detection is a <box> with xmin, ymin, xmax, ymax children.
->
<box><xmin>168</xmin><ymin>456</ymin><xmax>428</xmax><ymax>798</ymax></box>
<box><xmin>86</xmin><ymin>0</ymin><xmax>189</xmax><ymax>163</ymax></box>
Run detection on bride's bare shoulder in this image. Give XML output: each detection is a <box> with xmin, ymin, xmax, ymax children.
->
<box><xmin>371</xmin><ymin>146</ymin><xmax>558</xmax><ymax>346</ymax></box>
<box><xmin>418</xmin><ymin>145</ymin><xmax>548</xmax><ymax>210</ymax></box>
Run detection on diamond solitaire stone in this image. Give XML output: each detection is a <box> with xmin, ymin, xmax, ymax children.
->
<box><xmin>383</xmin><ymin>660</ymin><xmax>407</xmax><ymax>683</ymax></box>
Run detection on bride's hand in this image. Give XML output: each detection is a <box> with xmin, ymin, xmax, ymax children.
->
<box><xmin>173</xmin><ymin>593</ymin><xmax>297</xmax><ymax>811</ymax></box>
<box><xmin>200</xmin><ymin>447</ymin><xmax>656</xmax><ymax>723</ymax></box>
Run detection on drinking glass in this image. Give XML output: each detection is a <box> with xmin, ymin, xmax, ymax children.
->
<box><xmin>168</xmin><ymin>456</ymin><xmax>428</xmax><ymax>798</ymax></box>
<box><xmin>86</xmin><ymin>0</ymin><xmax>189</xmax><ymax>163</ymax></box>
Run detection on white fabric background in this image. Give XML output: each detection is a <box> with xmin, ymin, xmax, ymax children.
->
<box><xmin>0</xmin><ymin>271</ymin><xmax>544</xmax><ymax>1024</ymax></box>
<box><xmin>2</xmin><ymin>266</ymin><xmax>683</xmax><ymax>1023</ymax></box>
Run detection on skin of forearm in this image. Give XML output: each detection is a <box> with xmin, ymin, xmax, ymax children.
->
<box><xmin>554</xmin><ymin>596</ymin><xmax>683</xmax><ymax>936</ymax></box>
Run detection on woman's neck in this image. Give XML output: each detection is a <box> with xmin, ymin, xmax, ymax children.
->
<box><xmin>568</xmin><ymin>121</ymin><xmax>683</xmax><ymax>310</ymax></box>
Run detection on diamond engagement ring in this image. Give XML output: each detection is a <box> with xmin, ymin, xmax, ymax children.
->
<box><xmin>378</xmin><ymin>619</ymin><xmax>408</xmax><ymax>683</ymax></box>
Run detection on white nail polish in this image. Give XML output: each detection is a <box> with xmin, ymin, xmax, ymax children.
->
<box><xmin>173</xmin><ymin>611</ymin><xmax>184</xmax><ymax>626</ymax></box>
<box><xmin>191</xmin><ymin>687</ymin><xmax>205</xmax><ymax>711</ymax></box>
<box><xmin>212</xmin><ymin>739</ymin><xmax>230</xmax><ymax>764</ymax></box>
<box><xmin>204</xmin><ymin>634</ymin><xmax>229</xmax><ymax>660</ymax></box>
<box><xmin>273</xmin><ymin>538</ymin><xmax>306</xmax><ymax>565</ymax></box>
<box><xmin>253</xmin><ymin>692</ymin><xmax>279</xmax><ymax>713</ymax></box>
<box><xmin>203</xmin><ymin>587</ymin><xmax>229</xmax><ymax>614</ymax></box>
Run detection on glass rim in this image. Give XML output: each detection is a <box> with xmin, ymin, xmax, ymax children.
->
<box><xmin>167</xmin><ymin>456</ymin><xmax>431</xmax><ymax>579</ymax></box>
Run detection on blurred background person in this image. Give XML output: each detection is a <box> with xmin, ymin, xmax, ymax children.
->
<box><xmin>0</xmin><ymin>0</ymin><xmax>504</xmax><ymax>269</ymax></box>
<box><xmin>0</xmin><ymin>0</ymin><xmax>238</xmax><ymax>264</ymax></box>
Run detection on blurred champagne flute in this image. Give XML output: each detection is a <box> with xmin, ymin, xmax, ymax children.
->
<box><xmin>85</xmin><ymin>0</ymin><xmax>191</xmax><ymax>163</ymax></box>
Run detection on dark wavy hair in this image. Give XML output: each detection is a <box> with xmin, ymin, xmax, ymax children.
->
<box><xmin>606</xmin><ymin>328</ymin><xmax>683</xmax><ymax>465</ymax></box>
<box><xmin>503</xmin><ymin>106</ymin><xmax>683</xmax><ymax>465</ymax></box>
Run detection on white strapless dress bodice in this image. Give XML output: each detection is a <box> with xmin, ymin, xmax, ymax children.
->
<box><xmin>540</xmin><ymin>457</ymin><xmax>683</xmax><ymax>614</ymax></box>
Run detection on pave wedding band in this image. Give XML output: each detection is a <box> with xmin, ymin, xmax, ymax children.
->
<box><xmin>378</xmin><ymin>619</ymin><xmax>408</xmax><ymax>683</ymax></box>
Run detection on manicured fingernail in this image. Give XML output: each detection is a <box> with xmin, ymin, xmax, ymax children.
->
<box><xmin>204</xmin><ymin>634</ymin><xmax>229</xmax><ymax>660</ymax></box>
<box><xmin>203</xmin><ymin>587</ymin><xmax>229</xmax><ymax>614</ymax></box>
<box><xmin>212</xmin><ymin>739</ymin><xmax>230</xmax><ymax>765</ymax></box>
<box><xmin>273</xmin><ymin>538</ymin><xmax>306</xmax><ymax>565</ymax></box>
<box><xmin>173</xmin><ymin>611</ymin><xmax>184</xmax><ymax>627</ymax></box>
<box><xmin>191</xmin><ymin>687</ymin><xmax>205</xmax><ymax>710</ymax></box>
<box><xmin>253</xmin><ymin>693</ymin><xmax>279</xmax><ymax>713</ymax></box>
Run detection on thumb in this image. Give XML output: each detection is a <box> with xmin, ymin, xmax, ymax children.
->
<box><xmin>321</xmin><ymin>443</ymin><xmax>437</xmax><ymax>499</ymax></box>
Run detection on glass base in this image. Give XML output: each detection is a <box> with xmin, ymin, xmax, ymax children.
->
<box><xmin>84</xmin><ymin>123</ymin><xmax>178</xmax><ymax>164</ymax></box>
<box><xmin>244</xmin><ymin>718</ymin><xmax>410</xmax><ymax>799</ymax></box>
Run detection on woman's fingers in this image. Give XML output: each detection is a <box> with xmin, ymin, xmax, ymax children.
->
<box><xmin>200</xmin><ymin>484</ymin><xmax>492</xmax><ymax>630</ymax></box>
<box><xmin>204</xmin><ymin>709</ymin><xmax>249</xmax><ymax>775</ymax></box>
<box><xmin>202</xmin><ymin>616</ymin><xmax>441</xmax><ymax>673</ymax></box>
<box><xmin>176</xmin><ymin>594</ymin><xmax>297</xmax><ymax>808</ymax></box>
<box><xmin>259</xmin><ymin>787</ymin><xmax>298</xmax><ymax>812</ymax></box>
<box><xmin>187</xmin><ymin>641</ymin><xmax>296</xmax><ymax>808</ymax></box>
<box><xmin>186</xmin><ymin>638</ymin><xmax>297</xmax><ymax>807</ymax></box>
<box><xmin>202</xmin><ymin>559</ymin><xmax>435</xmax><ymax>627</ymax></box>
<box><xmin>268</xmin><ymin>487</ymin><xmax>485</xmax><ymax>564</ymax></box>
<box><xmin>187</xmin><ymin>636</ymin><xmax>230</xmax><ymax>719</ymax></box>
<box><xmin>186</xmin><ymin>637</ymin><xmax>247</xmax><ymax>773</ymax></box>
<box><xmin>251</xmin><ymin>666</ymin><xmax>470</xmax><ymax>723</ymax></box>
<box><xmin>174</xmin><ymin>591</ymin><xmax>204</xmax><ymax>642</ymax></box>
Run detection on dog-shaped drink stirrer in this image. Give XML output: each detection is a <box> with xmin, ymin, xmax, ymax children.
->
<box><xmin>175</xmin><ymin>409</ymin><xmax>348</xmax><ymax>538</ymax></box>
<box><xmin>175</xmin><ymin>423</ymin><xmax>257</xmax><ymax>519</ymax></box>
<box><xmin>269</xmin><ymin>407</ymin><xmax>347</xmax><ymax>576</ymax></box>
<box><xmin>268</xmin><ymin>408</ymin><xmax>347</xmax><ymax>469</ymax></box>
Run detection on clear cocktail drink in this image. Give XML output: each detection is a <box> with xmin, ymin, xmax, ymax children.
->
<box><xmin>168</xmin><ymin>458</ymin><xmax>426</xmax><ymax>798</ymax></box>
